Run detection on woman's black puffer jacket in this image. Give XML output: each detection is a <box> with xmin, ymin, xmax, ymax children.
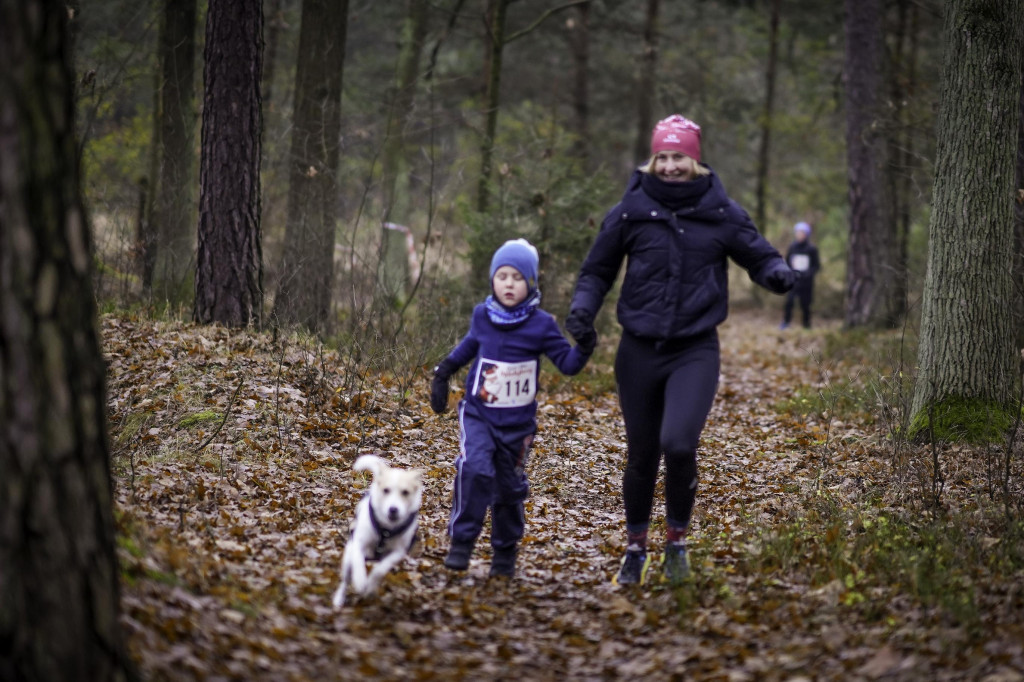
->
<box><xmin>570</xmin><ymin>168</ymin><xmax>794</xmax><ymax>341</ymax></box>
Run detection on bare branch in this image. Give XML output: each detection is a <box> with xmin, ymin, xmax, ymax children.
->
<box><xmin>505</xmin><ymin>0</ymin><xmax>590</xmax><ymax>45</ymax></box>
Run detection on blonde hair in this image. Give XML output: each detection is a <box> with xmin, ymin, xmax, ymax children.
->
<box><xmin>640</xmin><ymin>154</ymin><xmax>711</xmax><ymax>177</ymax></box>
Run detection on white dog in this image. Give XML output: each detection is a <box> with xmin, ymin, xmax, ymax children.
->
<box><xmin>332</xmin><ymin>454</ymin><xmax>423</xmax><ymax>608</ymax></box>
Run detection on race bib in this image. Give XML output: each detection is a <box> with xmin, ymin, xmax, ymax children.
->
<box><xmin>473</xmin><ymin>358</ymin><xmax>537</xmax><ymax>408</ymax></box>
<box><xmin>790</xmin><ymin>254</ymin><xmax>810</xmax><ymax>272</ymax></box>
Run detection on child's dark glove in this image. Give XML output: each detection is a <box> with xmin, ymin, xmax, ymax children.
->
<box><xmin>565</xmin><ymin>308</ymin><xmax>596</xmax><ymax>345</ymax></box>
<box><xmin>430</xmin><ymin>369</ymin><xmax>450</xmax><ymax>414</ymax></box>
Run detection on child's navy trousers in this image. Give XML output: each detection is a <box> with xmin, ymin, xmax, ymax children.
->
<box><xmin>448</xmin><ymin>401</ymin><xmax>534</xmax><ymax>551</ymax></box>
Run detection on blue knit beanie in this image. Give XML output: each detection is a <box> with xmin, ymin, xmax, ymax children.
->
<box><xmin>794</xmin><ymin>221</ymin><xmax>812</xmax><ymax>236</ymax></box>
<box><xmin>489</xmin><ymin>238</ymin><xmax>539</xmax><ymax>292</ymax></box>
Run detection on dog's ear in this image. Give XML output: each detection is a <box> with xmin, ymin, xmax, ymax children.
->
<box><xmin>410</xmin><ymin>468</ymin><xmax>424</xmax><ymax>483</ymax></box>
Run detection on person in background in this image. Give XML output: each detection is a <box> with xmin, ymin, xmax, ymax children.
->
<box><xmin>430</xmin><ymin>239</ymin><xmax>595</xmax><ymax>579</ymax></box>
<box><xmin>565</xmin><ymin>114</ymin><xmax>796</xmax><ymax>586</ymax></box>
<box><xmin>780</xmin><ymin>221</ymin><xmax>820</xmax><ymax>329</ymax></box>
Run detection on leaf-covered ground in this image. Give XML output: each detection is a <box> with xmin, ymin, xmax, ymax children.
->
<box><xmin>106</xmin><ymin>309</ymin><xmax>1024</xmax><ymax>681</ymax></box>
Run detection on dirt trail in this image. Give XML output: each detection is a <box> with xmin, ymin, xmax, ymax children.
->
<box><xmin>110</xmin><ymin>310</ymin><xmax>926</xmax><ymax>681</ymax></box>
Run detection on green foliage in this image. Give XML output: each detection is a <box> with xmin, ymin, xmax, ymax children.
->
<box><xmin>116</xmin><ymin>509</ymin><xmax>182</xmax><ymax>588</ymax></box>
<box><xmin>849</xmin><ymin>512</ymin><xmax>1023</xmax><ymax>633</ymax></box>
<box><xmin>752</xmin><ymin>500</ymin><xmax>1024</xmax><ymax>637</ymax></box>
<box><xmin>81</xmin><ymin>109</ymin><xmax>153</xmax><ymax>203</ymax></box>
<box><xmin>909</xmin><ymin>395</ymin><xmax>1020</xmax><ymax>445</ymax></box>
<box><xmin>774</xmin><ymin>326</ymin><xmax>921</xmax><ymax>441</ymax></box>
<box><xmin>462</xmin><ymin>102</ymin><xmax>617</xmax><ymax>318</ymax></box>
<box><xmin>115</xmin><ymin>410</ymin><xmax>153</xmax><ymax>446</ymax></box>
<box><xmin>822</xmin><ymin>324</ymin><xmax>917</xmax><ymax>367</ymax></box>
<box><xmin>777</xmin><ymin>326</ymin><xmax>918</xmax><ymax>429</ymax></box>
<box><xmin>178</xmin><ymin>410</ymin><xmax>222</xmax><ymax>429</ymax></box>
<box><xmin>75</xmin><ymin>0</ymin><xmax>159</xmax><ymax>207</ymax></box>
<box><xmin>777</xmin><ymin>378</ymin><xmax>877</xmax><ymax>425</ymax></box>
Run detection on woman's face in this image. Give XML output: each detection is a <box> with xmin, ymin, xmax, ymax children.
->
<box><xmin>492</xmin><ymin>265</ymin><xmax>529</xmax><ymax>307</ymax></box>
<box><xmin>652</xmin><ymin>151</ymin><xmax>697</xmax><ymax>182</ymax></box>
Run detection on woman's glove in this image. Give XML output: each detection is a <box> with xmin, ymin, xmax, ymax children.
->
<box><xmin>575</xmin><ymin>328</ymin><xmax>597</xmax><ymax>356</ymax></box>
<box><xmin>566</xmin><ymin>308</ymin><xmax>595</xmax><ymax>340</ymax></box>
<box><xmin>565</xmin><ymin>308</ymin><xmax>597</xmax><ymax>355</ymax></box>
<box><xmin>430</xmin><ymin>369</ymin><xmax>451</xmax><ymax>414</ymax></box>
<box><xmin>765</xmin><ymin>268</ymin><xmax>797</xmax><ymax>293</ymax></box>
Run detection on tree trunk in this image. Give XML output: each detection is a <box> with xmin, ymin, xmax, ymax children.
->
<box><xmin>476</xmin><ymin>0</ymin><xmax>590</xmax><ymax>210</ymax></box>
<box><xmin>753</xmin><ymin>0</ymin><xmax>780</xmax><ymax>234</ymax></box>
<box><xmin>843</xmin><ymin>0</ymin><xmax>896</xmax><ymax>328</ymax></box>
<box><xmin>1014</xmin><ymin>46</ymin><xmax>1024</xmax><ymax>349</ymax></box>
<box><xmin>194</xmin><ymin>0</ymin><xmax>264</xmax><ymax>328</ymax></box>
<box><xmin>567</xmin><ymin>3</ymin><xmax>590</xmax><ymax>163</ymax></box>
<box><xmin>150</xmin><ymin>0</ymin><xmax>199</xmax><ymax>305</ymax></box>
<box><xmin>0</xmin><ymin>2</ymin><xmax>134</xmax><ymax>680</ymax></box>
<box><xmin>476</xmin><ymin>0</ymin><xmax>509</xmax><ymax>214</ymax></box>
<box><xmin>271</xmin><ymin>0</ymin><xmax>349</xmax><ymax>332</ymax></box>
<box><xmin>632</xmin><ymin>0</ymin><xmax>659</xmax><ymax>164</ymax></box>
<box><xmin>262</xmin><ymin>0</ymin><xmax>285</xmax><ymax>115</ymax></box>
<box><xmin>909</xmin><ymin>0</ymin><xmax>1023</xmax><ymax>441</ymax></box>
<box><xmin>885</xmin><ymin>0</ymin><xmax>919</xmax><ymax>327</ymax></box>
<box><xmin>381</xmin><ymin>0</ymin><xmax>429</xmax><ymax>220</ymax></box>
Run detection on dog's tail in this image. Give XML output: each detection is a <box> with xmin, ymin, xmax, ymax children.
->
<box><xmin>353</xmin><ymin>453</ymin><xmax>385</xmax><ymax>475</ymax></box>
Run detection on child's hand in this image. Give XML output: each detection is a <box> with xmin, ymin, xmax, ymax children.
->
<box><xmin>430</xmin><ymin>371</ymin><xmax>450</xmax><ymax>414</ymax></box>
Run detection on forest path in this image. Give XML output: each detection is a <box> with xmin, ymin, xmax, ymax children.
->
<box><xmin>109</xmin><ymin>310</ymin><xmax>937</xmax><ymax>681</ymax></box>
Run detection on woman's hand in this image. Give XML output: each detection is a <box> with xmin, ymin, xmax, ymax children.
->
<box><xmin>766</xmin><ymin>268</ymin><xmax>797</xmax><ymax>292</ymax></box>
<box><xmin>566</xmin><ymin>309</ymin><xmax>597</xmax><ymax>353</ymax></box>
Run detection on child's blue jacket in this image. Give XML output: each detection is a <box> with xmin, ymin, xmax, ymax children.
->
<box><xmin>437</xmin><ymin>303</ymin><xmax>589</xmax><ymax>428</ymax></box>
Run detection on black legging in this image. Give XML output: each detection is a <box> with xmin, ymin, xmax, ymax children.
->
<box><xmin>614</xmin><ymin>330</ymin><xmax>720</xmax><ymax>530</ymax></box>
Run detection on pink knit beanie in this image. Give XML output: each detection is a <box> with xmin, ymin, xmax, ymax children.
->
<box><xmin>650</xmin><ymin>114</ymin><xmax>702</xmax><ymax>161</ymax></box>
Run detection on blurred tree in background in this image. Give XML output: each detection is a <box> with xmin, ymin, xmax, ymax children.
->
<box><xmin>144</xmin><ymin>0</ymin><xmax>197</xmax><ymax>304</ymax></box>
<box><xmin>271</xmin><ymin>0</ymin><xmax>349</xmax><ymax>332</ymax></box>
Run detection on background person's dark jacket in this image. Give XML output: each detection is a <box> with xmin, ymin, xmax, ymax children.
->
<box><xmin>570</xmin><ymin>169</ymin><xmax>793</xmax><ymax>340</ymax></box>
<box><xmin>785</xmin><ymin>239</ymin><xmax>820</xmax><ymax>295</ymax></box>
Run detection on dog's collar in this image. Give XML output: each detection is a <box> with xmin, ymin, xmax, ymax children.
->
<box><xmin>367</xmin><ymin>500</ymin><xmax>417</xmax><ymax>541</ymax></box>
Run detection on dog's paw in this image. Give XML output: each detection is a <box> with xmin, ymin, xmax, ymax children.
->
<box><xmin>331</xmin><ymin>585</ymin><xmax>346</xmax><ymax>609</ymax></box>
<box><xmin>349</xmin><ymin>574</ymin><xmax>367</xmax><ymax>593</ymax></box>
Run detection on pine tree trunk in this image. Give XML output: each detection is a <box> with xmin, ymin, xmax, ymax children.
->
<box><xmin>632</xmin><ymin>0</ymin><xmax>659</xmax><ymax>164</ymax></box>
<box><xmin>843</xmin><ymin>0</ymin><xmax>896</xmax><ymax>328</ymax></box>
<box><xmin>1014</xmin><ymin>47</ymin><xmax>1024</xmax><ymax>349</ymax></box>
<box><xmin>151</xmin><ymin>0</ymin><xmax>198</xmax><ymax>305</ymax></box>
<box><xmin>194</xmin><ymin>0</ymin><xmax>264</xmax><ymax>328</ymax></box>
<box><xmin>271</xmin><ymin>0</ymin><xmax>348</xmax><ymax>331</ymax></box>
<box><xmin>886</xmin><ymin>0</ymin><xmax>919</xmax><ymax>327</ymax></box>
<box><xmin>909</xmin><ymin>0</ymin><xmax>1023</xmax><ymax>439</ymax></box>
<box><xmin>753</xmin><ymin>0</ymin><xmax>780</xmax><ymax>234</ymax></box>
<box><xmin>262</xmin><ymin>0</ymin><xmax>285</xmax><ymax>115</ymax></box>
<box><xmin>259</xmin><ymin>0</ymin><xmax>290</xmax><ymax>240</ymax></box>
<box><xmin>0</xmin><ymin>3</ymin><xmax>134</xmax><ymax>679</ymax></box>
<box><xmin>381</xmin><ymin>0</ymin><xmax>428</xmax><ymax>219</ymax></box>
<box><xmin>567</xmin><ymin>3</ymin><xmax>590</xmax><ymax>163</ymax></box>
<box><xmin>476</xmin><ymin>0</ymin><xmax>509</xmax><ymax>214</ymax></box>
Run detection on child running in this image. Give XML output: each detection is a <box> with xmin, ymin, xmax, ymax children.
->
<box><xmin>429</xmin><ymin>238</ymin><xmax>596</xmax><ymax>578</ymax></box>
